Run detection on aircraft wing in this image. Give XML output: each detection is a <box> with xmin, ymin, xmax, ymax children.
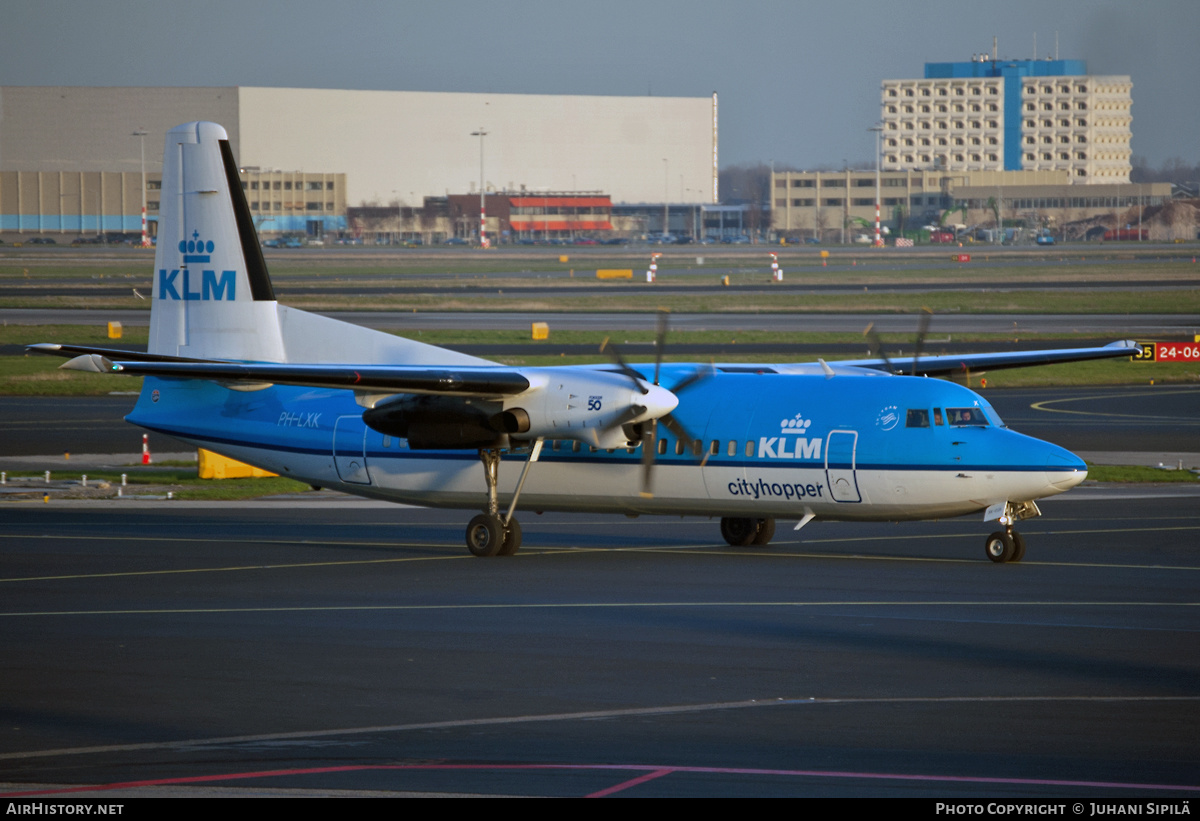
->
<box><xmin>841</xmin><ymin>340</ymin><xmax>1142</xmax><ymax>377</ymax></box>
<box><xmin>32</xmin><ymin>346</ymin><xmax>531</xmax><ymax>397</ymax></box>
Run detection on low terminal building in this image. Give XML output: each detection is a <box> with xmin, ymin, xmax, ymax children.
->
<box><xmin>771</xmin><ymin>168</ymin><xmax>1173</xmax><ymax>242</ymax></box>
<box><xmin>0</xmin><ymin>168</ymin><xmax>345</xmax><ymax>242</ymax></box>
<box><xmin>346</xmin><ymin>193</ymin><xmax>615</xmax><ymax>245</ymax></box>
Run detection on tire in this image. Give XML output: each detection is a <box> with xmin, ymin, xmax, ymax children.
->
<box><xmin>985</xmin><ymin>531</ymin><xmax>1015</xmax><ymax>563</ymax></box>
<box><xmin>752</xmin><ymin>518</ymin><xmax>776</xmax><ymax>546</ymax></box>
<box><xmin>720</xmin><ymin>517</ymin><xmax>757</xmax><ymax>547</ymax></box>
<box><xmin>466</xmin><ymin>513</ymin><xmax>504</xmax><ymax>557</ymax></box>
<box><xmin>1010</xmin><ymin>532</ymin><xmax>1026</xmax><ymax>563</ymax></box>
<box><xmin>498</xmin><ymin>517</ymin><xmax>522</xmax><ymax>556</ymax></box>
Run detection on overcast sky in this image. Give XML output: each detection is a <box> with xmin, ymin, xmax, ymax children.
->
<box><xmin>3</xmin><ymin>0</ymin><xmax>1197</xmax><ymax>169</ymax></box>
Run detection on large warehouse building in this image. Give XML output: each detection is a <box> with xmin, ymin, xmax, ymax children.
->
<box><xmin>0</xmin><ymin>86</ymin><xmax>718</xmax><ymax>239</ymax></box>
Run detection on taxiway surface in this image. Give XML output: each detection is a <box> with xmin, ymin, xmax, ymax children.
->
<box><xmin>1</xmin><ymin>494</ymin><xmax>1198</xmax><ymax>797</ymax></box>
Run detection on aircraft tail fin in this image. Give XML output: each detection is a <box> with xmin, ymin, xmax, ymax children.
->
<box><xmin>149</xmin><ymin>122</ymin><xmax>284</xmax><ymax>361</ymax></box>
<box><xmin>148</xmin><ymin>122</ymin><xmax>491</xmax><ymax>368</ymax></box>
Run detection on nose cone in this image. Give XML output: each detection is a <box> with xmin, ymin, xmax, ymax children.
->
<box><xmin>1046</xmin><ymin>447</ymin><xmax>1088</xmax><ymax>492</ymax></box>
<box><xmin>641</xmin><ymin>383</ymin><xmax>679</xmax><ymax>419</ymax></box>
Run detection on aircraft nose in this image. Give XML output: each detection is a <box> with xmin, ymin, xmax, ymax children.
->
<box><xmin>1046</xmin><ymin>447</ymin><xmax>1088</xmax><ymax>491</ymax></box>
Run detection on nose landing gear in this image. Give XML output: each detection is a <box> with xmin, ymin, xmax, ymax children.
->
<box><xmin>984</xmin><ymin>501</ymin><xmax>1036</xmax><ymax>563</ymax></box>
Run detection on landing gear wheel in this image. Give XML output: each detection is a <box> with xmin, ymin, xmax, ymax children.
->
<box><xmin>752</xmin><ymin>518</ymin><xmax>776</xmax><ymax>546</ymax></box>
<box><xmin>498</xmin><ymin>517</ymin><xmax>522</xmax><ymax>556</ymax></box>
<box><xmin>720</xmin><ymin>517</ymin><xmax>757</xmax><ymax>547</ymax></box>
<box><xmin>1010</xmin><ymin>532</ymin><xmax>1026</xmax><ymax>563</ymax></box>
<box><xmin>466</xmin><ymin>513</ymin><xmax>504</xmax><ymax>557</ymax></box>
<box><xmin>985</xmin><ymin>531</ymin><xmax>1016</xmax><ymax>564</ymax></box>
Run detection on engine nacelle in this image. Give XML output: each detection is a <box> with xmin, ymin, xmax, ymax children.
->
<box><xmin>500</xmin><ymin>368</ymin><xmax>677</xmax><ymax>449</ymax></box>
<box><xmin>362</xmin><ymin>394</ymin><xmax>507</xmax><ymax>449</ymax></box>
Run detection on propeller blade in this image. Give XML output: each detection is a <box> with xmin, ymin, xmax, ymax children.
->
<box><xmin>653</xmin><ymin>308</ymin><xmax>669</xmax><ymax>386</ymax></box>
<box><xmin>599</xmin><ymin>337</ymin><xmax>649</xmax><ymax>393</ymax></box>
<box><xmin>863</xmin><ymin>322</ymin><xmax>896</xmax><ymax>375</ymax></box>
<box><xmin>640</xmin><ymin>419</ymin><xmax>657</xmax><ymax>497</ymax></box>
<box><xmin>911</xmin><ymin>308</ymin><xmax>932</xmax><ymax>376</ymax></box>
<box><xmin>667</xmin><ymin>361</ymin><xmax>715</xmax><ymax>396</ymax></box>
<box><xmin>602</xmin><ymin>403</ymin><xmax>647</xmax><ymax>432</ymax></box>
<box><xmin>660</xmin><ymin>413</ymin><xmax>707</xmax><ymax>461</ymax></box>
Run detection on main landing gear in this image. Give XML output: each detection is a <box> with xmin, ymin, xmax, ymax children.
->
<box><xmin>720</xmin><ymin>517</ymin><xmax>776</xmax><ymax>547</ymax></box>
<box><xmin>466</xmin><ymin>441</ymin><xmax>542</xmax><ymax>557</ymax></box>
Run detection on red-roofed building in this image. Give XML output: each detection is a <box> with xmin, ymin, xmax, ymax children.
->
<box><xmin>447</xmin><ymin>193</ymin><xmax>612</xmax><ymax>242</ymax></box>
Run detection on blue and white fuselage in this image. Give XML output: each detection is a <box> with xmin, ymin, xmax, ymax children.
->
<box><xmin>127</xmin><ymin>363</ymin><xmax>1085</xmax><ymax>522</ymax></box>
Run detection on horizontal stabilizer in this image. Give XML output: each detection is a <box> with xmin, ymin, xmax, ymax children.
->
<box><xmin>27</xmin><ymin>343</ymin><xmax>223</xmax><ymax>364</ymax></box>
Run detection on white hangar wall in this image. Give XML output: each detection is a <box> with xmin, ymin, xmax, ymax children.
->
<box><xmin>235</xmin><ymin>87</ymin><xmax>716</xmax><ymax>206</ymax></box>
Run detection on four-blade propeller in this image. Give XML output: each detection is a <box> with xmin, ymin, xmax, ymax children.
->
<box><xmin>864</xmin><ymin>307</ymin><xmax>933</xmax><ymax>376</ymax></box>
<box><xmin>600</xmin><ymin>309</ymin><xmax>712</xmax><ymax>497</ymax></box>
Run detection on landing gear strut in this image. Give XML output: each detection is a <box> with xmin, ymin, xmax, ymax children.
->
<box><xmin>465</xmin><ymin>441</ymin><xmax>542</xmax><ymax>557</ymax></box>
<box><xmin>720</xmin><ymin>517</ymin><xmax>775</xmax><ymax>547</ymax></box>
<box><xmin>984</xmin><ymin>502</ymin><xmax>1035</xmax><ymax>563</ymax></box>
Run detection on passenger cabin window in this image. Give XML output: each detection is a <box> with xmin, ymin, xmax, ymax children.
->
<box><xmin>947</xmin><ymin>407</ymin><xmax>989</xmax><ymax>426</ymax></box>
<box><xmin>906</xmin><ymin>409</ymin><xmax>930</xmax><ymax>428</ymax></box>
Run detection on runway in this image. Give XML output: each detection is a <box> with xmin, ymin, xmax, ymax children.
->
<box><xmin>1</xmin><ymin>494</ymin><xmax>1198</xmax><ymax>797</ymax></box>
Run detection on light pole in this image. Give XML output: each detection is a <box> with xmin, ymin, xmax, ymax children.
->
<box><xmin>842</xmin><ymin>158</ymin><xmax>848</xmax><ymax>245</ymax></box>
<box><xmin>869</xmin><ymin>124</ymin><xmax>884</xmax><ymax>247</ymax></box>
<box><xmin>471</xmin><ymin>127</ymin><xmax>488</xmax><ymax>247</ymax></box>
<box><xmin>662</xmin><ymin>158</ymin><xmax>669</xmax><ymax>238</ymax></box>
<box><xmin>133</xmin><ymin>128</ymin><xmax>149</xmax><ymax>247</ymax></box>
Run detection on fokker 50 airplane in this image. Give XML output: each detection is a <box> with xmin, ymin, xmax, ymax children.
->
<box><xmin>31</xmin><ymin>122</ymin><xmax>1141</xmax><ymax>562</ymax></box>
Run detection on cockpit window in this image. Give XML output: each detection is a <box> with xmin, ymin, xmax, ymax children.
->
<box><xmin>947</xmin><ymin>407</ymin><xmax>989</xmax><ymax>426</ymax></box>
<box><xmin>906</xmin><ymin>408</ymin><xmax>930</xmax><ymax>428</ymax></box>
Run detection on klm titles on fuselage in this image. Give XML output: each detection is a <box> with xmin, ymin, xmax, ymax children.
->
<box><xmin>158</xmin><ymin>232</ymin><xmax>236</xmax><ymax>301</ymax></box>
<box><xmin>758</xmin><ymin>413</ymin><xmax>822</xmax><ymax>460</ymax></box>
